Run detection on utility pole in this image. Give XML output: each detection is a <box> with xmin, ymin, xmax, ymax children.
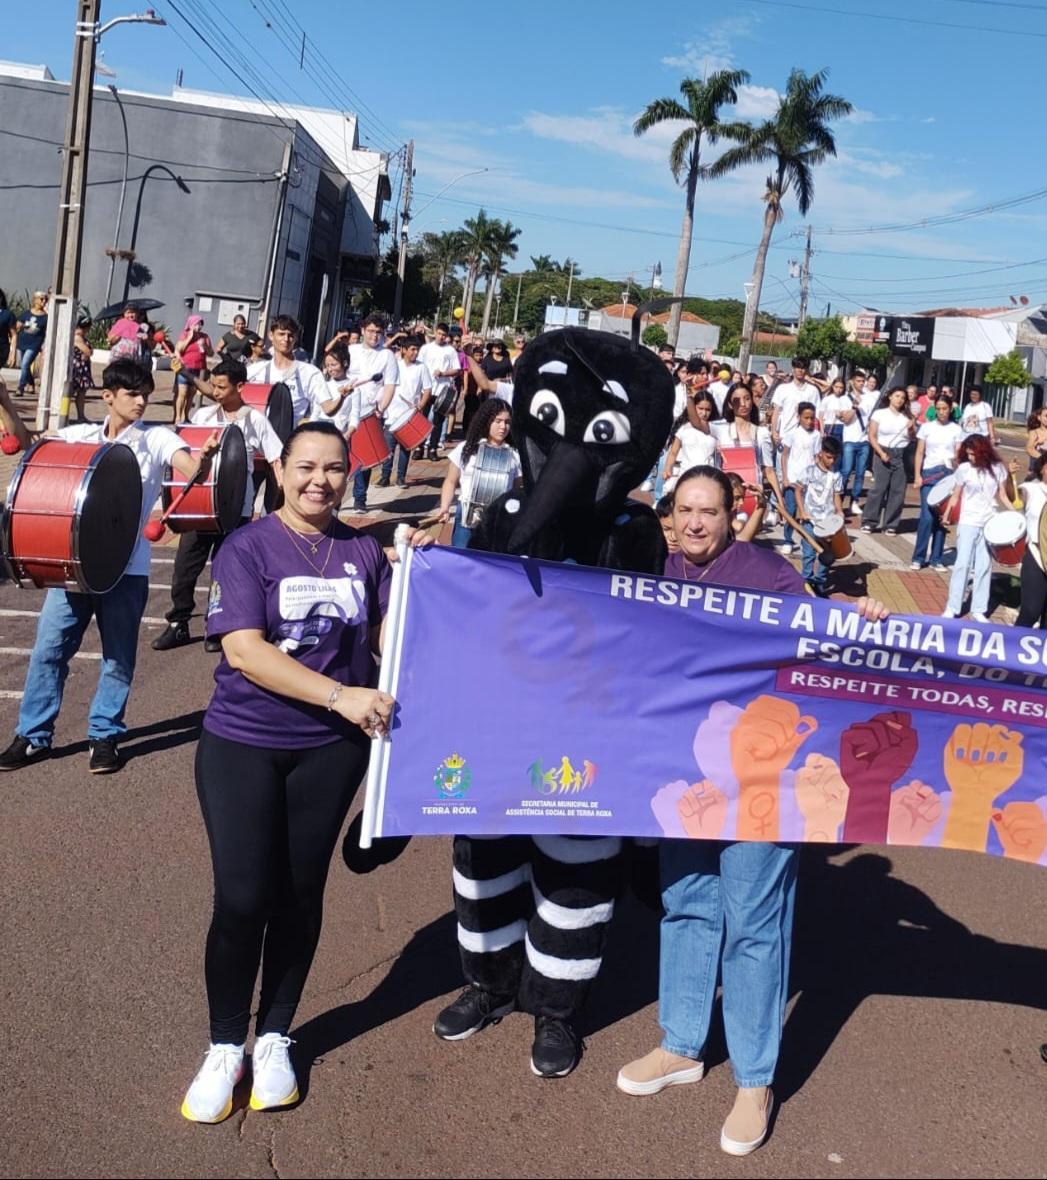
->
<box><xmin>392</xmin><ymin>139</ymin><xmax>414</xmax><ymax>325</ymax></box>
<box><xmin>37</xmin><ymin>0</ymin><xmax>100</xmax><ymax>432</ymax></box>
<box><xmin>798</xmin><ymin>225</ymin><xmax>813</xmax><ymax>329</ymax></box>
<box><xmin>565</xmin><ymin>259</ymin><xmax>574</xmax><ymax>310</ymax></box>
<box><xmin>512</xmin><ymin>273</ymin><xmax>522</xmax><ymax>330</ymax></box>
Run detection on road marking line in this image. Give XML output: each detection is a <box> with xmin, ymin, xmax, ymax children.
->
<box><xmin>0</xmin><ymin>690</ymin><xmax>24</xmax><ymax>699</ymax></box>
<box><xmin>0</xmin><ymin>608</ymin><xmax>168</xmax><ymax>626</ymax></box>
<box><xmin>0</xmin><ymin>646</ymin><xmax>102</xmax><ymax>661</ymax></box>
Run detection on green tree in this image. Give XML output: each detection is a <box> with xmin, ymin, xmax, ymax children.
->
<box><xmin>480</xmin><ymin>219</ymin><xmax>522</xmax><ymax>336</ymax></box>
<box><xmin>530</xmin><ymin>254</ymin><xmax>556</xmax><ymax>273</ymax></box>
<box><xmin>459</xmin><ymin>209</ymin><xmax>496</xmax><ymax>329</ymax></box>
<box><xmin>642</xmin><ymin>324</ymin><xmax>668</xmax><ymax>348</ymax></box>
<box><xmin>634</xmin><ymin>68</ymin><xmax>751</xmax><ymax>349</ymax></box>
<box><xmin>712</xmin><ymin>68</ymin><xmax>852</xmax><ymax>371</ymax></box>
<box><xmin>795</xmin><ymin>314</ymin><xmax>849</xmax><ymax>362</ymax></box>
<box><xmin>985</xmin><ymin>349</ymin><xmax>1031</xmax><ymax>388</ymax></box>
<box><xmin>420</xmin><ymin>230</ymin><xmax>465</xmax><ymax>320</ymax></box>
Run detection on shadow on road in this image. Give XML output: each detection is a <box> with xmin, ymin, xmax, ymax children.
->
<box><xmin>47</xmin><ymin>709</ymin><xmax>204</xmax><ymax>762</ymax></box>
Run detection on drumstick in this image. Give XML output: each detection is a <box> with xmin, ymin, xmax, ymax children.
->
<box><xmin>778</xmin><ymin>503</ymin><xmax>825</xmax><ymax>553</ymax></box>
<box><xmin>142</xmin><ymin>465</ymin><xmax>209</xmax><ymax>541</ymax></box>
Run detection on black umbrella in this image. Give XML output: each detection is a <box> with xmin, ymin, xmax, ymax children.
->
<box><xmin>92</xmin><ymin>297</ymin><xmax>165</xmax><ymax>321</ymax></box>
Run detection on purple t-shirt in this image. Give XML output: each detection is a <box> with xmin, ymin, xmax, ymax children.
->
<box><xmin>203</xmin><ymin>514</ymin><xmax>392</xmax><ymax>748</ymax></box>
<box><xmin>664</xmin><ymin>539</ymin><xmax>806</xmax><ymax>595</ymax></box>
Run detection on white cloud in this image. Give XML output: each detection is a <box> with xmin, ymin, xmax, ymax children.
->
<box><xmin>734</xmin><ymin>84</ymin><xmax>779</xmax><ymax>119</ymax></box>
<box><xmin>845</xmin><ymin>107</ymin><xmax>880</xmax><ymax>125</ymax></box>
<box><xmin>922</xmin><ymin>116</ymin><xmax>937</xmax><ymax>124</ymax></box>
<box><xmin>520</xmin><ymin>108</ymin><xmax>674</xmax><ymax>165</ymax></box>
<box><xmin>661</xmin><ymin>12</ymin><xmax>762</xmax><ymax>78</ymax></box>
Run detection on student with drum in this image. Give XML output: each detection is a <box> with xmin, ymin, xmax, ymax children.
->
<box><xmin>793</xmin><ymin>434</ymin><xmax>844</xmax><ymax>597</ymax></box>
<box><xmin>246</xmin><ymin>314</ymin><xmax>329</xmax><ymax>427</ymax></box>
<box><xmin>181</xmin><ymin>420</ymin><xmax>428</xmax><ymax>1124</ymax></box>
<box><xmin>1017</xmin><ymin>456</ymin><xmax>1047</xmax><ymax>629</ymax></box>
<box><xmin>152</xmin><ymin>359</ymin><xmax>284</xmax><ymax>653</ymax></box>
<box><xmin>376</xmin><ymin>335</ymin><xmax>432</xmax><ymax>489</ymax></box>
<box><xmin>941</xmin><ymin>434</ymin><xmax>1016</xmax><ymax>622</ymax></box>
<box><xmin>911</xmin><ymin>394</ymin><xmax>963</xmax><ymax>571</ymax></box>
<box><xmin>435</xmin><ymin>399</ymin><xmax>521</xmax><ymax>548</ymax></box>
<box><xmin>346</xmin><ymin>314</ymin><xmax>399</xmax><ymax>513</ymax></box>
<box><xmin>0</xmin><ymin>359</ymin><xmax>218</xmax><ymax>775</ymax></box>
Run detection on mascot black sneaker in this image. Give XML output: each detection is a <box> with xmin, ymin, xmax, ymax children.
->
<box><xmin>530</xmin><ymin>1015</ymin><xmax>582</xmax><ymax>1078</ymax></box>
<box><xmin>433</xmin><ymin>985</ymin><xmax>514</xmax><ymax>1041</ymax></box>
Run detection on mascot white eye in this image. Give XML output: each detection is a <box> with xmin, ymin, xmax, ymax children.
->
<box><xmin>529</xmin><ymin>389</ymin><xmax>565</xmax><ymax>436</ymax></box>
<box><xmin>583</xmin><ymin>411</ymin><xmax>631</xmax><ymax>445</ymax></box>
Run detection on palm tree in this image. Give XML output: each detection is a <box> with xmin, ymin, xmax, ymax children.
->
<box><xmin>710</xmin><ymin>68</ymin><xmax>852</xmax><ymax>371</ymax></box>
<box><xmin>634</xmin><ymin>69</ymin><xmax>750</xmax><ymax>348</ymax></box>
<box><xmin>480</xmin><ymin>219</ymin><xmax>521</xmax><ymax>336</ymax></box>
<box><xmin>529</xmin><ymin>253</ymin><xmax>556</xmax><ymax>273</ymax></box>
<box><xmin>421</xmin><ymin>230</ymin><xmax>465</xmax><ymax>319</ymax></box>
<box><xmin>459</xmin><ymin>209</ymin><xmax>496</xmax><ymax>329</ymax></box>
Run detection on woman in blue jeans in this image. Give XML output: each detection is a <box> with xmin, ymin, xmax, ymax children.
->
<box><xmin>615</xmin><ymin>466</ymin><xmax>888</xmax><ymax>1157</ymax></box>
<box><xmin>912</xmin><ymin>394</ymin><xmax>963</xmax><ymax>570</ymax></box>
<box><xmin>15</xmin><ymin>291</ymin><xmax>48</xmax><ymax>395</ymax></box>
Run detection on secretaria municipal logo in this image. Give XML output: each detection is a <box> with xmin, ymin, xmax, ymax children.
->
<box><xmin>528</xmin><ymin>756</ymin><xmax>597</xmax><ymax>795</ymax></box>
<box><xmin>434</xmin><ymin>753</ymin><xmax>471</xmax><ymax>799</ymax></box>
<box><xmin>207</xmin><ymin>580</ymin><xmax>222</xmax><ymax>616</ymax></box>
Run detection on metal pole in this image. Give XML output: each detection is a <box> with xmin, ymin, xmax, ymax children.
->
<box><xmin>512</xmin><ymin>273</ymin><xmax>522</xmax><ymax>330</ymax></box>
<box><xmin>37</xmin><ymin>0</ymin><xmax>100</xmax><ymax>432</ymax></box>
<box><xmin>103</xmin><ymin>83</ymin><xmax>129</xmax><ymax>308</ymax></box>
<box><xmin>392</xmin><ymin>139</ymin><xmax>414</xmax><ymax>324</ymax></box>
<box><xmin>565</xmin><ymin>259</ymin><xmax>574</xmax><ymax>310</ymax></box>
<box><xmin>260</xmin><ymin>142</ymin><xmax>292</xmax><ymax>334</ymax></box>
<box><xmin>798</xmin><ymin>225</ymin><xmax>813</xmax><ymax>329</ymax></box>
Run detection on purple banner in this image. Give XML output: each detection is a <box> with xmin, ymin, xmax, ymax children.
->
<box><xmin>367</xmin><ymin>546</ymin><xmax>1047</xmax><ymax>865</ymax></box>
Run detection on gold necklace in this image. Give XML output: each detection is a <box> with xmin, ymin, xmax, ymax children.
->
<box><xmin>278</xmin><ymin>512</ymin><xmax>336</xmax><ymax>576</ymax></box>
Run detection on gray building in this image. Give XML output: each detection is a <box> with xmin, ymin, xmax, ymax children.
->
<box><xmin>0</xmin><ymin>63</ymin><xmax>391</xmax><ymax>354</ymax></box>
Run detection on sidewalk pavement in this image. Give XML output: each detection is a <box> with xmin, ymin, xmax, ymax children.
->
<box><xmin>0</xmin><ymin>372</ymin><xmax>1026</xmax><ymax>622</ymax></box>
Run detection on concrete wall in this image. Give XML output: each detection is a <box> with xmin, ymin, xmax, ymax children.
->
<box><xmin>0</xmin><ymin>76</ymin><xmax>290</xmax><ymax>337</ymax></box>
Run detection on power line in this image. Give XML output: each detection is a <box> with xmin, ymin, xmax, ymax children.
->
<box><xmin>815</xmin><ymin>257</ymin><xmax>1047</xmax><ymax>283</ymax></box>
<box><xmin>743</xmin><ymin>0</ymin><xmax>1047</xmax><ymax>40</ymax></box>
<box><xmin>812</xmin><ymin>186</ymin><xmax>1047</xmax><ymax>236</ymax></box>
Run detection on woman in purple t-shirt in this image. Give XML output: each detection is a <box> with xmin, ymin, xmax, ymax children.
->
<box><xmin>181</xmin><ymin>421</ymin><xmax>424</xmax><ymax>1125</ymax></box>
<box><xmin>617</xmin><ymin>465</ymin><xmax>887</xmax><ymax>1157</ymax></box>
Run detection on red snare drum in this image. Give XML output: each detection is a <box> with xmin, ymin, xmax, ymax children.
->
<box><xmin>984</xmin><ymin>511</ymin><xmax>1026</xmax><ymax>566</ymax></box>
<box><xmin>388</xmin><ymin>407</ymin><xmax>432</xmax><ymax>452</ymax></box>
<box><xmin>241</xmin><ymin>382</ymin><xmax>294</xmax><ymax>464</ymax></box>
<box><xmin>1</xmin><ymin>439</ymin><xmax>142</xmax><ymax>592</ymax></box>
<box><xmin>927</xmin><ymin>475</ymin><xmax>961</xmax><ymax>524</ymax></box>
<box><xmin>350</xmin><ymin>414</ymin><xmax>390</xmax><ymax>470</ymax></box>
<box><xmin>162</xmin><ymin>424</ymin><xmax>248</xmax><ymax>533</ymax></box>
<box><xmin>720</xmin><ymin>445</ymin><xmax>761</xmax><ymax>518</ymax></box>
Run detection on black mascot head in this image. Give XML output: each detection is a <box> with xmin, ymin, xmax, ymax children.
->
<box><xmin>504</xmin><ymin>327</ymin><xmax>674</xmax><ymax>557</ymax></box>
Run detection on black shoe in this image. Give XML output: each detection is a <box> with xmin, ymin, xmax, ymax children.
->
<box><xmin>375</xmin><ymin>477</ymin><xmax>390</xmax><ymax>488</ymax></box>
<box><xmin>88</xmin><ymin>738</ymin><xmax>121</xmax><ymax>774</ymax></box>
<box><xmin>394</xmin><ymin>479</ymin><xmax>408</xmax><ymax>488</ymax></box>
<box><xmin>806</xmin><ymin>579</ymin><xmax>832</xmax><ymax>599</ymax></box>
<box><xmin>152</xmin><ymin>622</ymin><xmax>190</xmax><ymax>651</ymax></box>
<box><xmin>0</xmin><ymin>735</ymin><xmax>51</xmax><ymax>771</ymax></box>
<box><xmin>433</xmin><ymin>985</ymin><xmax>515</xmax><ymax>1041</ymax></box>
<box><xmin>530</xmin><ymin>1015</ymin><xmax>582</xmax><ymax>1078</ymax></box>
<box><xmin>204</xmin><ymin>636</ymin><xmax>222</xmax><ymax>654</ymax></box>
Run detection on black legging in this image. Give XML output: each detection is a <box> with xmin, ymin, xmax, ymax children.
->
<box><xmin>1017</xmin><ymin>550</ymin><xmax>1047</xmax><ymax>629</ymax></box>
<box><xmin>195</xmin><ymin>728</ymin><xmax>369</xmax><ymax>1043</ymax></box>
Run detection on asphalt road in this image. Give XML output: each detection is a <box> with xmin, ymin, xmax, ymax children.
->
<box><xmin>0</xmin><ymin>387</ymin><xmax>1045</xmax><ymax>1177</ymax></box>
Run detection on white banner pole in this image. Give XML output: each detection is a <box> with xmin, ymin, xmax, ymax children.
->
<box><xmin>359</xmin><ymin>538</ymin><xmax>414</xmax><ymax>848</ymax></box>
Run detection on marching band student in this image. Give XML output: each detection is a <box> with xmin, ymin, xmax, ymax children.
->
<box><xmin>794</xmin><ymin>435</ymin><xmax>844</xmax><ymax>597</ymax></box>
<box><xmin>246</xmin><ymin>315</ymin><xmax>328</xmax><ymax>427</ymax></box>
<box><xmin>152</xmin><ymin>359</ymin><xmax>284</xmax><ymax>653</ymax></box>
<box><xmin>0</xmin><ymin>360</ymin><xmax>217</xmax><ymax>775</ymax></box>
<box><xmin>778</xmin><ymin>401</ymin><xmax>822</xmax><ymax>555</ymax></box>
<box><xmin>346</xmin><ymin>314</ymin><xmax>399</xmax><ymax>514</ymax></box>
<box><xmin>1017</xmin><ymin>456</ymin><xmax>1047</xmax><ymax>629</ymax></box>
<box><xmin>435</xmin><ymin>399</ymin><xmax>520</xmax><ymax>548</ymax></box>
<box><xmin>418</xmin><ymin>323</ymin><xmax>462</xmax><ymax>460</ymax></box>
<box><xmin>319</xmin><ymin>345</ymin><xmax>355</xmax><ymax>436</ymax></box>
<box><xmin>377</xmin><ymin>335</ymin><xmax>432</xmax><ymax>489</ymax></box>
<box><xmin>911</xmin><ymin>394</ymin><xmax>963</xmax><ymax>571</ymax></box>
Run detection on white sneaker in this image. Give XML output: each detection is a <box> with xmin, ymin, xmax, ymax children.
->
<box><xmin>181</xmin><ymin>1043</ymin><xmax>245</xmax><ymax>1123</ymax></box>
<box><xmin>941</xmin><ymin>608</ymin><xmax>958</xmax><ymax>618</ymax></box>
<box><xmin>775</xmin><ymin>542</ymin><xmax>793</xmax><ymax>556</ymax></box>
<box><xmin>910</xmin><ymin>561</ymin><xmax>922</xmax><ymax>571</ymax></box>
<box><xmin>639</xmin><ymin>478</ymin><xmax>654</xmax><ymax>493</ymax></box>
<box><xmin>250</xmin><ymin>1033</ymin><xmax>298</xmax><ymax>1110</ymax></box>
<box><xmin>970</xmin><ymin>612</ymin><xmax>990</xmax><ymax>624</ymax></box>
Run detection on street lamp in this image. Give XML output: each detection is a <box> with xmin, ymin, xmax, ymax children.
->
<box><xmin>103</xmin><ymin>84</ymin><xmax>129</xmax><ymax>306</ymax></box>
<box><xmin>120</xmin><ymin>164</ymin><xmax>190</xmax><ymax>302</ymax></box>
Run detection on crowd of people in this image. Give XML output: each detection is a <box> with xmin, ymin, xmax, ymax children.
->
<box><xmin>0</xmin><ymin>311</ymin><xmax>1044</xmax><ymax>1157</ymax></box>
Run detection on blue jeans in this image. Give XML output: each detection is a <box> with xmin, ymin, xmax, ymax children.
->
<box><xmin>913</xmin><ymin>467</ymin><xmax>950</xmax><ymax>567</ymax></box>
<box><xmin>801</xmin><ymin>534</ymin><xmax>827</xmax><ymax>585</ymax></box>
<box><xmin>379</xmin><ymin>425</ymin><xmax>410</xmax><ymax>484</ymax></box>
<box><xmin>450</xmin><ymin>504</ymin><xmax>472</xmax><ymax>549</ymax></box>
<box><xmin>840</xmin><ymin>441</ymin><xmax>870</xmax><ymax>503</ymax></box>
<box><xmin>18</xmin><ymin>342</ymin><xmax>42</xmax><ymax>390</ymax></box>
<box><xmin>946</xmin><ymin>522</ymin><xmax>992</xmax><ymax>616</ymax></box>
<box><xmin>659</xmin><ymin>840</ymin><xmax>797</xmax><ymax>1088</ymax></box>
<box><xmin>17</xmin><ymin>576</ymin><xmax>150</xmax><ymax>746</ymax></box>
<box><xmin>782</xmin><ymin>486</ymin><xmax>798</xmax><ymax>545</ymax></box>
<box><xmin>352</xmin><ymin>465</ymin><xmax>370</xmax><ymax>507</ymax></box>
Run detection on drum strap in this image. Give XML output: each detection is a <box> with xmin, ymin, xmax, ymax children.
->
<box><xmin>264</xmin><ymin>361</ymin><xmax>304</xmax><ymax>408</ymax></box>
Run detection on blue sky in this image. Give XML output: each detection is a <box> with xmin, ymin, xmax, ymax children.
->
<box><xmin>9</xmin><ymin>0</ymin><xmax>1047</xmax><ymax>317</ymax></box>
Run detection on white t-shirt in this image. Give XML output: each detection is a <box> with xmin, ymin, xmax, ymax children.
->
<box><xmin>960</xmin><ymin>400</ymin><xmax>993</xmax><ymax>437</ymax></box>
<box><xmin>246</xmin><ymin>358</ymin><xmax>328</xmax><ymax>425</ymax></box>
<box><xmin>819</xmin><ymin>393</ymin><xmax>852</xmax><ymax>430</ymax></box>
<box><xmin>1021</xmin><ymin>480</ymin><xmax>1047</xmax><ymax>570</ymax></box>
<box><xmin>59</xmin><ymin>419</ymin><xmax>188</xmax><ymax>577</ymax></box>
<box><xmin>673</xmin><ymin>424</ymin><xmax>719</xmax><ymax>471</ymax></box>
<box><xmin>954</xmin><ymin>461</ymin><xmax>1008</xmax><ymax>527</ymax></box>
<box><xmin>318</xmin><ymin>376</ymin><xmax>354</xmax><ymax>432</ymax></box>
<box><xmin>870</xmin><ymin>407</ymin><xmax>912</xmax><ymax>450</ymax></box>
<box><xmin>841</xmin><ymin>389</ymin><xmax>879</xmax><ymax>444</ymax></box>
<box><xmin>798</xmin><ymin>462</ymin><xmax>843</xmax><ymax>524</ymax></box>
<box><xmin>191</xmin><ymin>404</ymin><xmax>283</xmax><ymax>519</ymax></box>
<box><xmin>448</xmin><ymin>441</ymin><xmax>522</xmax><ymax>504</ymax></box>
<box><xmin>772</xmin><ymin>381</ymin><xmax>822</xmax><ymax>438</ymax></box>
<box><xmin>782</xmin><ymin>425</ymin><xmax>822</xmax><ymax>484</ymax></box>
<box><xmin>347</xmin><ymin>343</ymin><xmax>399</xmax><ymax>419</ymax></box>
<box><xmin>708</xmin><ymin>380</ymin><xmax>730</xmax><ymax>414</ymax></box>
<box><xmin>673</xmin><ymin>382</ymin><xmax>688</xmax><ymax>421</ymax></box>
<box><xmin>418</xmin><ymin>342</ymin><xmax>461</xmax><ymax>397</ymax></box>
<box><xmin>916</xmin><ymin>420</ymin><xmax>963</xmax><ymax>472</ymax></box>
<box><xmin>711</xmin><ymin>421</ymin><xmax>774</xmax><ymax>470</ymax></box>
<box><xmin>386</xmin><ymin>359</ymin><xmax>433</xmax><ymax>429</ymax></box>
